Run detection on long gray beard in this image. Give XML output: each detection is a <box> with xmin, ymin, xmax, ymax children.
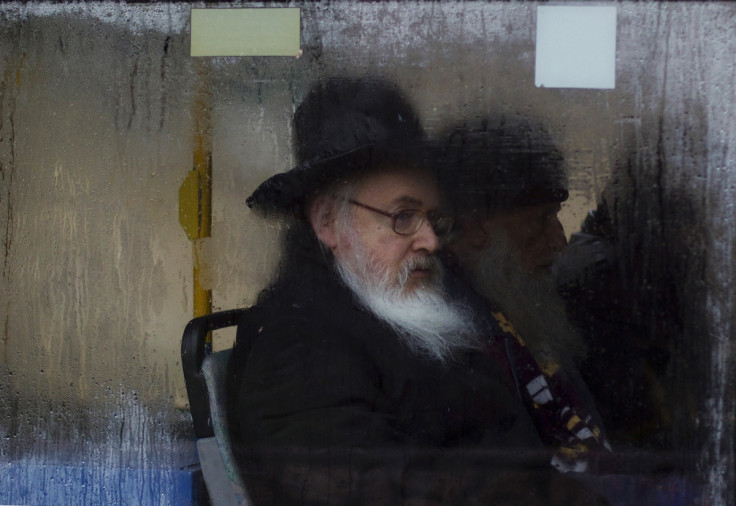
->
<box><xmin>471</xmin><ymin>237</ymin><xmax>586</xmax><ymax>369</ymax></box>
<box><xmin>335</xmin><ymin>251</ymin><xmax>480</xmax><ymax>363</ymax></box>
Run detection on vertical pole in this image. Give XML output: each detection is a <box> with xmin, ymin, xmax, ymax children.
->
<box><xmin>192</xmin><ymin>59</ymin><xmax>212</xmax><ymax>324</ymax></box>
<box><xmin>179</xmin><ymin>59</ymin><xmax>213</xmax><ymax>353</ymax></box>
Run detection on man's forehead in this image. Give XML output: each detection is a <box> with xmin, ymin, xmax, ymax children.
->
<box><xmin>528</xmin><ymin>201</ymin><xmax>562</xmax><ymax>214</ymax></box>
<box><xmin>391</xmin><ymin>195</ymin><xmax>425</xmax><ymax>208</ymax></box>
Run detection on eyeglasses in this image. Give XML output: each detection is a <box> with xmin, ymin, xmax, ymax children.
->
<box><xmin>348</xmin><ymin>199</ymin><xmax>454</xmax><ymax>237</ymax></box>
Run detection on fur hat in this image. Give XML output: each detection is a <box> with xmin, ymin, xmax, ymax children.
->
<box><xmin>439</xmin><ymin>119</ymin><xmax>568</xmax><ymax>217</ymax></box>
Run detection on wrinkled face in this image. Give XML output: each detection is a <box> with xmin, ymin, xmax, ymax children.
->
<box><xmin>330</xmin><ymin>168</ymin><xmax>443</xmax><ymax>295</ymax></box>
<box><xmin>486</xmin><ymin>202</ymin><xmax>568</xmax><ymax>273</ymax></box>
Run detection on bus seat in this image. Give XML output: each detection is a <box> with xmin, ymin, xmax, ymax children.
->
<box><xmin>181</xmin><ymin>309</ymin><xmax>252</xmax><ymax>506</ymax></box>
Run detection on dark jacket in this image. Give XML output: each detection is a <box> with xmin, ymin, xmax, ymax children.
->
<box><xmin>226</xmin><ymin>227</ymin><xmax>603</xmax><ymax>505</ymax></box>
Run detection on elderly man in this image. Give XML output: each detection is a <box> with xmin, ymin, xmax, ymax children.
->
<box><xmin>227</xmin><ymin>80</ymin><xmax>607</xmax><ymax>505</ymax></box>
<box><xmin>439</xmin><ymin>121</ymin><xmax>611</xmax><ymax>474</ymax></box>
<box><xmin>439</xmin><ymin>121</ymin><xmax>580</xmax><ymax>363</ymax></box>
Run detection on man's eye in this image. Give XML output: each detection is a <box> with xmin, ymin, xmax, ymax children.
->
<box><xmin>394</xmin><ymin>210</ymin><xmax>417</xmax><ymax>224</ymax></box>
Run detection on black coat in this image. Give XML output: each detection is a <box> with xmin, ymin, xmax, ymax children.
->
<box><xmin>226</xmin><ymin>230</ymin><xmax>602</xmax><ymax>505</ymax></box>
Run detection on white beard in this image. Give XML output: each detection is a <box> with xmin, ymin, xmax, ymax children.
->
<box><xmin>470</xmin><ymin>236</ymin><xmax>586</xmax><ymax>369</ymax></box>
<box><xmin>335</xmin><ymin>246</ymin><xmax>480</xmax><ymax>363</ymax></box>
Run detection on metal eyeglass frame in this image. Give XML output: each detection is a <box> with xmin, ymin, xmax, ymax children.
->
<box><xmin>347</xmin><ymin>199</ymin><xmax>454</xmax><ymax>236</ymax></box>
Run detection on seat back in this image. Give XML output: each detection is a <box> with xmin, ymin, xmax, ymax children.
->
<box><xmin>181</xmin><ymin>309</ymin><xmax>248</xmax><ymax>438</ymax></box>
<box><xmin>181</xmin><ymin>309</ymin><xmax>251</xmax><ymax>505</ymax></box>
<box><xmin>200</xmin><ymin>350</ymin><xmax>250</xmax><ymax>505</ymax></box>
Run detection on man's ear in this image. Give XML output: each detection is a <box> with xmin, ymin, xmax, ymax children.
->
<box><xmin>476</xmin><ymin>217</ymin><xmax>496</xmax><ymax>249</ymax></box>
<box><xmin>461</xmin><ymin>215</ymin><xmax>494</xmax><ymax>251</ymax></box>
<box><xmin>308</xmin><ymin>195</ymin><xmax>339</xmax><ymax>250</ymax></box>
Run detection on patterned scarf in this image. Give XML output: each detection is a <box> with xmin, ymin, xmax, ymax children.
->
<box><xmin>489</xmin><ymin>310</ymin><xmax>612</xmax><ymax>473</ymax></box>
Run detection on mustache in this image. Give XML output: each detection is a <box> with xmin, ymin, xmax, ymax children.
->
<box><xmin>397</xmin><ymin>255</ymin><xmax>442</xmax><ymax>288</ymax></box>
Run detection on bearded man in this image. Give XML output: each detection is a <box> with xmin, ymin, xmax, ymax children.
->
<box><xmin>226</xmin><ymin>80</ymin><xmax>610</xmax><ymax>505</ymax></box>
<box><xmin>441</xmin><ymin>122</ymin><xmax>585</xmax><ymax>370</ymax></box>
<box><xmin>439</xmin><ymin>121</ymin><xmax>612</xmax><ymax>475</ymax></box>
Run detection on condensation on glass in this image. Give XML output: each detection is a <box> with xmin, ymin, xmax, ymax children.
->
<box><xmin>0</xmin><ymin>2</ymin><xmax>733</xmax><ymax>505</ymax></box>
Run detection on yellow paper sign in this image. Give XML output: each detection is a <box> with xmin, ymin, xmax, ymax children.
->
<box><xmin>191</xmin><ymin>8</ymin><xmax>301</xmax><ymax>57</ymax></box>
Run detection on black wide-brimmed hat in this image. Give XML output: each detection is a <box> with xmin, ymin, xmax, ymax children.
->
<box><xmin>247</xmin><ymin>77</ymin><xmax>428</xmax><ymax>215</ymax></box>
<box><xmin>438</xmin><ymin>118</ymin><xmax>568</xmax><ymax>216</ymax></box>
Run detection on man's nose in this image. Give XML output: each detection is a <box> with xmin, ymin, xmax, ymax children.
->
<box><xmin>412</xmin><ymin>218</ymin><xmax>440</xmax><ymax>253</ymax></box>
<box><xmin>547</xmin><ymin>217</ymin><xmax>568</xmax><ymax>253</ymax></box>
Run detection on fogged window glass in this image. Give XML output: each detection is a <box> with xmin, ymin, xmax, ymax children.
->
<box><xmin>0</xmin><ymin>2</ymin><xmax>733</xmax><ymax>505</ymax></box>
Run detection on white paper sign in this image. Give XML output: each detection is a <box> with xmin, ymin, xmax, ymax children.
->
<box><xmin>535</xmin><ymin>6</ymin><xmax>617</xmax><ymax>89</ymax></box>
